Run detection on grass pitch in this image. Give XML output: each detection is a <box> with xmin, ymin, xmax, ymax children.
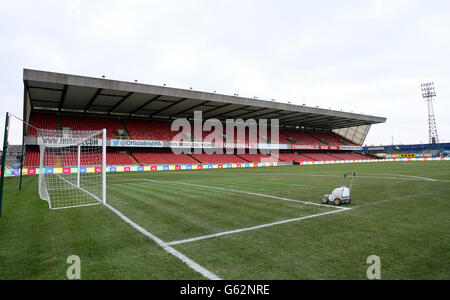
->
<box><xmin>1</xmin><ymin>161</ymin><xmax>449</xmax><ymax>280</ymax></box>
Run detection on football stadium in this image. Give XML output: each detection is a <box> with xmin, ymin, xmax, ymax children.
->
<box><xmin>0</xmin><ymin>69</ymin><xmax>449</xmax><ymax>281</ymax></box>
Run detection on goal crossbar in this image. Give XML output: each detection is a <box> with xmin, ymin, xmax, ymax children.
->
<box><xmin>38</xmin><ymin>128</ymin><xmax>107</xmax><ymax>209</ymax></box>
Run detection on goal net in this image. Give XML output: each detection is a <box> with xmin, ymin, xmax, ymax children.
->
<box><xmin>37</xmin><ymin>128</ymin><xmax>106</xmax><ymax>209</ymax></box>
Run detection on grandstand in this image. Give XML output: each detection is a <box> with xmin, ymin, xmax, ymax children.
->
<box><xmin>21</xmin><ymin>69</ymin><xmax>386</xmax><ymax>169</ymax></box>
<box><xmin>363</xmin><ymin>143</ymin><xmax>450</xmax><ymax>158</ymax></box>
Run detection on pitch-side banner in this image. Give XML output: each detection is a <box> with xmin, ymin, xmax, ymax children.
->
<box><xmin>340</xmin><ymin>146</ymin><xmax>363</xmax><ymax>151</ymax></box>
<box><xmin>6</xmin><ymin>157</ymin><xmax>449</xmax><ymax>177</ymax></box>
<box><xmin>110</xmin><ymin>139</ymin><xmax>164</xmax><ymax>148</ymax></box>
<box><xmin>109</xmin><ymin>139</ymin><xmax>362</xmax><ymax>151</ymax></box>
<box><xmin>290</xmin><ymin>145</ymin><xmax>362</xmax><ymax>151</ymax></box>
<box><xmin>169</xmin><ymin>141</ymin><xmax>216</xmax><ymax>149</ymax></box>
<box><xmin>110</xmin><ymin>139</ymin><xmax>289</xmax><ymax>149</ymax></box>
<box><xmin>38</xmin><ymin>137</ymin><xmax>103</xmax><ymax>147</ymax></box>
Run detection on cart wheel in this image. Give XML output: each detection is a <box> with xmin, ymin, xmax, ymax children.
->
<box><xmin>334</xmin><ymin>197</ymin><xmax>342</xmax><ymax>206</ymax></box>
<box><xmin>321</xmin><ymin>195</ymin><xmax>329</xmax><ymax>204</ymax></box>
<box><xmin>347</xmin><ymin>197</ymin><xmax>351</xmax><ymax>205</ymax></box>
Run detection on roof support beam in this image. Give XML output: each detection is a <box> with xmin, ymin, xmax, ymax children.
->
<box><xmin>84</xmin><ymin>88</ymin><xmax>103</xmax><ymax>112</ymax></box>
<box><xmin>278</xmin><ymin>114</ymin><xmax>309</xmax><ymax>124</ymax></box>
<box><xmin>32</xmin><ymin>100</ymin><xmax>63</xmax><ymax>104</ymax></box>
<box><xmin>150</xmin><ymin>98</ymin><xmax>187</xmax><ymax>118</ymax></box>
<box><xmin>289</xmin><ymin>119</ymin><xmax>367</xmax><ymax>129</ymax></box>
<box><xmin>171</xmin><ymin>101</ymin><xmax>210</xmax><ymax>117</ymax></box>
<box><xmin>100</xmin><ymin>93</ymin><xmax>127</xmax><ymax>98</ymax></box>
<box><xmin>58</xmin><ymin>85</ymin><xmax>69</xmax><ymax>111</ymax></box>
<box><xmin>24</xmin><ymin>80</ymin><xmax>32</xmax><ymax>111</ymax></box>
<box><xmin>329</xmin><ymin>121</ymin><xmax>370</xmax><ymax>128</ymax></box>
<box><xmin>278</xmin><ymin>112</ymin><xmax>307</xmax><ymax>119</ymax></box>
<box><xmin>201</xmin><ymin>104</ymin><xmax>232</xmax><ymax>117</ymax></box>
<box><xmin>287</xmin><ymin>120</ymin><xmax>337</xmax><ymax>127</ymax></box>
<box><xmin>129</xmin><ymin>95</ymin><xmax>162</xmax><ymax>116</ymax></box>
<box><xmin>248</xmin><ymin>109</ymin><xmax>286</xmax><ymax>119</ymax></box>
<box><xmin>230</xmin><ymin>107</ymin><xmax>269</xmax><ymax>119</ymax></box>
<box><xmin>108</xmin><ymin>92</ymin><xmax>134</xmax><ymax>114</ymax></box>
<box><xmin>27</xmin><ymin>86</ymin><xmax>64</xmax><ymax>92</ymax></box>
<box><xmin>283</xmin><ymin>115</ymin><xmax>333</xmax><ymax>126</ymax></box>
<box><xmin>215</xmin><ymin>106</ymin><xmax>252</xmax><ymax>120</ymax></box>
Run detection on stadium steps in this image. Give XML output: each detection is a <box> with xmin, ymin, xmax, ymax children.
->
<box><xmin>119</xmin><ymin>119</ymin><xmax>133</xmax><ymax>140</ymax></box>
<box><xmin>337</xmin><ymin>139</ymin><xmax>349</xmax><ymax>146</ymax></box>
<box><xmin>280</xmin><ymin>131</ymin><xmax>296</xmax><ymax>144</ymax></box>
<box><xmin>128</xmin><ymin>153</ymin><xmax>141</xmax><ymax>165</ymax></box>
<box><xmin>305</xmin><ymin>131</ymin><xmax>326</xmax><ymax>145</ymax></box>
<box><xmin>300</xmin><ymin>153</ymin><xmax>318</xmax><ymax>161</ymax></box>
<box><xmin>319</xmin><ymin>139</ymin><xmax>331</xmax><ymax>145</ymax></box>
<box><xmin>332</xmin><ymin>132</ymin><xmax>354</xmax><ymax>146</ymax></box>
<box><xmin>328</xmin><ymin>153</ymin><xmax>343</xmax><ymax>160</ymax></box>
<box><xmin>235</xmin><ymin>154</ymin><xmax>251</xmax><ymax>163</ymax></box>
<box><xmin>285</xmin><ymin>136</ymin><xmax>298</xmax><ymax>145</ymax></box>
<box><xmin>187</xmin><ymin>154</ymin><xmax>202</xmax><ymax>164</ymax></box>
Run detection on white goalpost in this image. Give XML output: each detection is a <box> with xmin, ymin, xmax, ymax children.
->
<box><xmin>37</xmin><ymin>128</ymin><xmax>106</xmax><ymax>209</ymax></box>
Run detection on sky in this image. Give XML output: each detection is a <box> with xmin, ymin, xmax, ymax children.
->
<box><xmin>1</xmin><ymin>0</ymin><xmax>450</xmax><ymax>146</ymax></box>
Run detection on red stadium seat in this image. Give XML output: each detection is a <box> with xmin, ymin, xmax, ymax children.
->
<box><xmin>24</xmin><ymin>149</ymin><xmax>42</xmax><ymax>166</ymax></box>
<box><xmin>237</xmin><ymin>153</ymin><xmax>280</xmax><ymax>163</ymax></box>
<box><xmin>301</xmin><ymin>153</ymin><xmax>337</xmax><ymax>161</ymax></box>
<box><xmin>278</xmin><ymin>153</ymin><xmax>313</xmax><ymax>162</ymax></box>
<box><xmin>61</xmin><ymin>116</ymin><xmax>124</xmax><ymax>139</ymax></box>
<box><xmin>27</xmin><ymin>114</ymin><xmax>57</xmax><ymax>136</ymax></box>
<box><xmin>124</xmin><ymin>119</ymin><xmax>179</xmax><ymax>141</ymax></box>
<box><xmin>280</xmin><ymin>130</ymin><xmax>326</xmax><ymax>146</ymax></box>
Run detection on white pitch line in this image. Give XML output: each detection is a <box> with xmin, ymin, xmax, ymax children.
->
<box><xmin>359</xmin><ymin>173</ymin><xmax>439</xmax><ymax>182</ymax></box>
<box><xmin>104</xmin><ymin>203</ymin><xmax>221</xmax><ymax>280</ymax></box>
<box><xmin>142</xmin><ymin>179</ymin><xmax>343</xmax><ymax>210</ymax></box>
<box><xmin>209</xmin><ymin>172</ymin><xmax>446</xmax><ymax>182</ymax></box>
<box><xmin>167</xmin><ymin>208</ymin><xmax>351</xmax><ymax>246</ymax></box>
<box><xmin>139</xmin><ymin>178</ymin><xmax>351</xmax><ymax>245</ymax></box>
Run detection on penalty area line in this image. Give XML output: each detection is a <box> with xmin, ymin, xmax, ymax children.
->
<box><xmin>167</xmin><ymin>208</ymin><xmax>351</xmax><ymax>246</ymax></box>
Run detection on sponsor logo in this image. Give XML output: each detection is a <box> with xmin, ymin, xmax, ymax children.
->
<box><xmin>111</xmin><ymin>140</ymin><xmax>164</xmax><ymax>148</ymax></box>
<box><xmin>39</xmin><ymin>137</ymin><xmax>101</xmax><ymax>146</ymax></box>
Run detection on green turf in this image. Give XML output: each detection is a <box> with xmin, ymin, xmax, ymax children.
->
<box><xmin>1</xmin><ymin>161</ymin><xmax>449</xmax><ymax>279</ymax></box>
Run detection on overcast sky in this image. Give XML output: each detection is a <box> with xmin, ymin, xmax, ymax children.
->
<box><xmin>1</xmin><ymin>0</ymin><xmax>449</xmax><ymax>146</ymax></box>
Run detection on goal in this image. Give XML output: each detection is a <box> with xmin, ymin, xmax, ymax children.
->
<box><xmin>37</xmin><ymin>128</ymin><xmax>106</xmax><ymax>209</ymax></box>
